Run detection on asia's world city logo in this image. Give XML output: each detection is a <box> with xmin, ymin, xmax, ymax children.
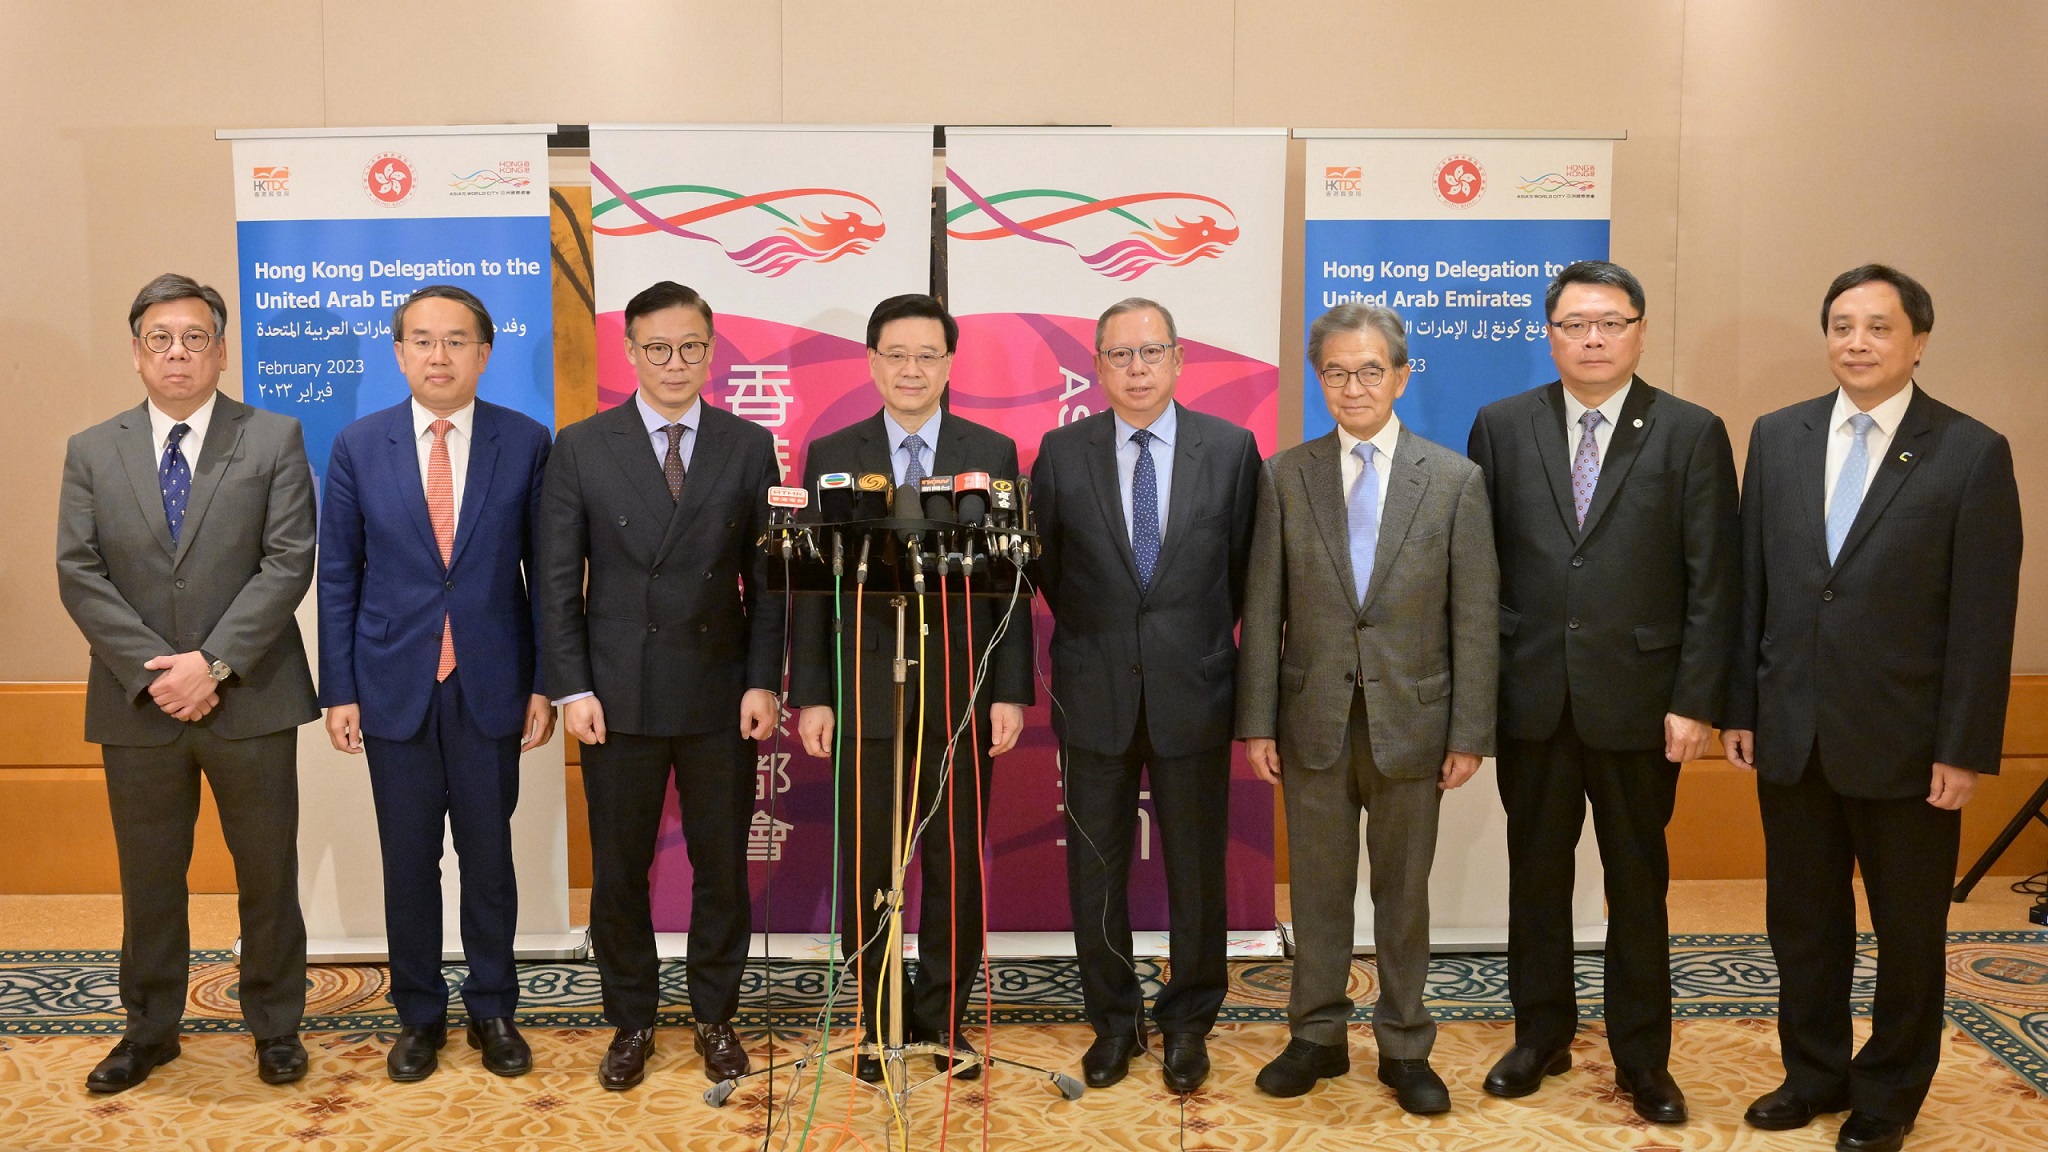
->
<box><xmin>944</xmin><ymin>169</ymin><xmax>1242</xmax><ymax>281</ymax></box>
<box><xmin>1515</xmin><ymin>164</ymin><xmax>1598</xmax><ymax>200</ymax></box>
<box><xmin>1435</xmin><ymin>155</ymin><xmax>1485</xmax><ymax>208</ymax></box>
<box><xmin>450</xmin><ymin>159</ymin><xmax>535</xmax><ymax>197</ymax></box>
<box><xmin>589</xmin><ymin>163</ymin><xmax>887</xmax><ymax>277</ymax></box>
<box><xmin>250</xmin><ymin>166</ymin><xmax>289</xmax><ymax>199</ymax></box>
<box><xmin>364</xmin><ymin>152</ymin><xmax>415</xmax><ymax>205</ymax></box>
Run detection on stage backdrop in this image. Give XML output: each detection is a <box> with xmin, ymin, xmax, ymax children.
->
<box><xmin>587</xmin><ymin>124</ymin><xmax>936</xmax><ymax>934</ymax></box>
<box><xmin>1299</xmin><ymin>129</ymin><xmax>1620</xmax><ymax>950</ymax></box>
<box><xmin>944</xmin><ymin>126</ymin><xmax>1287</xmax><ymax>932</ymax></box>
<box><xmin>220</xmin><ymin>124</ymin><xmax>577</xmax><ymax>961</ymax></box>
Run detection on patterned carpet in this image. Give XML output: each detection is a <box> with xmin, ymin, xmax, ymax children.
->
<box><xmin>2</xmin><ymin>933</ymin><xmax>2046</xmax><ymax>1149</ymax></box>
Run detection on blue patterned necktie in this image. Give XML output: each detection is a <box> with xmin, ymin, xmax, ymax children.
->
<box><xmin>1571</xmin><ymin>409</ymin><xmax>1604</xmax><ymax>528</ymax></box>
<box><xmin>901</xmin><ymin>433</ymin><xmax>928</xmax><ymax>486</ymax></box>
<box><xmin>1348</xmin><ymin>442</ymin><xmax>1378</xmax><ymax>606</ymax></box>
<box><xmin>1130</xmin><ymin>427</ymin><xmax>1161</xmax><ymax>588</ymax></box>
<box><xmin>160</xmin><ymin>422</ymin><xmax>193</xmax><ymax>544</ymax></box>
<box><xmin>1827</xmin><ymin>412</ymin><xmax>1877</xmax><ymax>563</ymax></box>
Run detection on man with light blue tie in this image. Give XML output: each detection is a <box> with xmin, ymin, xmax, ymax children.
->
<box><xmin>1237</xmin><ymin>303</ymin><xmax>1497</xmax><ymax>1113</ymax></box>
<box><xmin>1029</xmin><ymin>298</ymin><xmax>1261</xmax><ymax>1092</ymax></box>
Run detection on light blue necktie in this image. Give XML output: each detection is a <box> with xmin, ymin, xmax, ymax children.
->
<box><xmin>1130</xmin><ymin>428</ymin><xmax>1160</xmax><ymax>588</ymax></box>
<box><xmin>1826</xmin><ymin>412</ymin><xmax>1876</xmax><ymax>564</ymax></box>
<box><xmin>1348</xmin><ymin>442</ymin><xmax>1378</xmax><ymax>605</ymax></box>
<box><xmin>901</xmin><ymin>433</ymin><xmax>928</xmax><ymax>486</ymax></box>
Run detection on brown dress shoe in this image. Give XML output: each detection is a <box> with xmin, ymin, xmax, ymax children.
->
<box><xmin>693</xmin><ymin>1022</ymin><xmax>750</xmax><ymax>1082</ymax></box>
<box><xmin>600</xmin><ymin>1026</ymin><xmax>655</xmax><ymax>1090</ymax></box>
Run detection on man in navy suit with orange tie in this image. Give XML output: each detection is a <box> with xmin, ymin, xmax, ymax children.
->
<box><xmin>318</xmin><ymin>285</ymin><xmax>556</xmax><ymax>1083</ymax></box>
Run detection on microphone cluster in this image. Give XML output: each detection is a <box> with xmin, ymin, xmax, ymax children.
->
<box><xmin>760</xmin><ymin>467</ymin><xmax>1036</xmax><ymax>587</ymax></box>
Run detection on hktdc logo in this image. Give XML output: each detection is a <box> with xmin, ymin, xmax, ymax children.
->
<box><xmin>364</xmin><ymin>152</ymin><xmax>415</xmax><ymax>205</ymax></box>
<box><xmin>251</xmin><ymin>166</ymin><xmax>289</xmax><ymax>198</ymax></box>
<box><xmin>1324</xmin><ymin>165</ymin><xmax>1363</xmax><ymax>197</ymax></box>
<box><xmin>1435</xmin><ymin>155</ymin><xmax>1484</xmax><ymax>208</ymax></box>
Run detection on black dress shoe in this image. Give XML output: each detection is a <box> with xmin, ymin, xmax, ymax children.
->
<box><xmin>1745</xmin><ymin>1083</ymin><xmax>1851</xmax><ymax>1130</ymax></box>
<box><xmin>1161</xmin><ymin>1032</ymin><xmax>1210</xmax><ymax>1093</ymax></box>
<box><xmin>1082</xmin><ymin>1033</ymin><xmax>1143</xmax><ymax>1088</ymax></box>
<box><xmin>1377</xmin><ymin>1058</ymin><xmax>1451</xmax><ymax>1115</ymax></box>
<box><xmin>1614</xmin><ymin>1065</ymin><xmax>1688</xmax><ymax>1125</ymax></box>
<box><xmin>387</xmin><ymin>1021</ymin><xmax>447</xmax><ymax>1082</ymax></box>
<box><xmin>693</xmin><ymin>1021</ymin><xmax>750</xmax><ymax>1082</ymax></box>
<box><xmin>1482</xmin><ymin>1045</ymin><xmax>1570</xmax><ymax>1098</ymax></box>
<box><xmin>86</xmin><ymin>1037</ymin><xmax>181</xmax><ymax>1094</ymax></box>
<box><xmin>924</xmin><ymin>1030</ymin><xmax>980</xmax><ymax>1080</ymax></box>
<box><xmin>1836</xmin><ymin>1111</ymin><xmax>1912</xmax><ymax>1152</ymax></box>
<box><xmin>856</xmin><ymin>1053</ymin><xmax>885</xmax><ymax>1083</ymax></box>
<box><xmin>256</xmin><ymin>1034</ymin><xmax>308</xmax><ymax>1085</ymax></box>
<box><xmin>599</xmin><ymin>1026</ymin><xmax>655</xmax><ymax>1091</ymax></box>
<box><xmin>1254</xmin><ymin>1037</ymin><xmax>1349</xmax><ymax>1097</ymax></box>
<box><xmin>466</xmin><ymin>1017</ymin><xmax>532</xmax><ymax>1077</ymax></box>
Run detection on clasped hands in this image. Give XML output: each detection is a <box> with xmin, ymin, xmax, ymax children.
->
<box><xmin>144</xmin><ymin>651</ymin><xmax>217</xmax><ymax>722</ymax></box>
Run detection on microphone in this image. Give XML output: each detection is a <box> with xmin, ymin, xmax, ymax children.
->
<box><xmin>895</xmin><ymin>481</ymin><xmax>928</xmax><ymax>592</ymax></box>
<box><xmin>989</xmin><ymin>479</ymin><xmax>1019</xmax><ymax>564</ymax></box>
<box><xmin>919</xmin><ymin>475</ymin><xmax>956</xmax><ymax>522</ymax></box>
<box><xmin>954</xmin><ymin>471</ymin><xmax>991</xmax><ymax>573</ymax></box>
<box><xmin>817</xmin><ymin>472</ymin><xmax>854</xmax><ymax>576</ymax></box>
<box><xmin>855</xmin><ymin>472</ymin><xmax>894</xmax><ymax>520</ymax></box>
<box><xmin>766</xmin><ymin>485</ymin><xmax>811</xmax><ymax>560</ymax></box>
<box><xmin>1013</xmin><ymin>474</ymin><xmax>1035</xmax><ymax>565</ymax></box>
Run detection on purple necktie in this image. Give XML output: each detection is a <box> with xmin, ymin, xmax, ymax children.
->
<box><xmin>1571</xmin><ymin>410</ymin><xmax>1604</xmax><ymax>528</ymax></box>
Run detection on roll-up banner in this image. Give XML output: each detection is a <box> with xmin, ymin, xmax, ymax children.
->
<box><xmin>587</xmin><ymin>125</ymin><xmax>935</xmax><ymax>936</ymax></box>
<box><xmin>1297</xmin><ymin>129</ymin><xmax>1617</xmax><ymax>950</ymax></box>
<box><xmin>220</xmin><ymin>124</ymin><xmax>578</xmax><ymax>960</ymax></box>
<box><xmin>944</xmin><ymin>127</ymin><xmax>1286</xmax><ymax>938</ymax></box>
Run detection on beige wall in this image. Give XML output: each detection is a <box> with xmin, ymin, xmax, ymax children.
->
<box><xmin>4</xmin><ymin>0</ymin><xmax>2044</xmax><ymax>679</ymax></box>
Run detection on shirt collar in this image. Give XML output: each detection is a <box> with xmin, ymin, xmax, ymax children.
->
<box><xmin>1562</xmin><ymin>378</ymin><xmax>1633</xmax><ymax>432</ymax></box>
<box><xmin>1831</xmin><ymin>381</ymin><xmax>1915</xmax><ymax>438</ymax></box>
<box><xmin>148</xmin><ymin>390</ymin><xmax>218</xmax><ymax>451</ymax></box>
<box><xmin>1114</xmin><ymin>402</ymin><xmax>1178</xmax><ymax>449</ymax></box>
<box><xmin>883</xmin><ymin>408</ymin><xmax>943</xmax><ymax>454</ymax></box>
<box><xmin>637</xmin><ymin>391</ymin><xmax>701</xmax><ymax>436</ymax></box>
<box><xmin>411</xmin><ymin>397</ymin><xmax>476</xmax><ymax>440</ymax></box>
<box><xmin>1337</xmin><ymin>413</ymin><xmax>1403</xmax><ymax>464</ymax></box>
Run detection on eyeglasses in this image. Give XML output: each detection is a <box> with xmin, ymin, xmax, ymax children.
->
<box><xmin>140</xmin><ymin>329</ymin><xmax>217</xmax><ymax>354</ymax></box>
<box><xmin>638</xmin><ymin>340</ymin><xmax>711</xmax><ymax>366</ymax></box>
<box><xmin>877</xmin><ymin>351</ymin><xmax>950</xmax><ymax>368</ymax></box>
<box><xmin>1099</xmin><ymin>343</ymin><xmax>1176</xmax><ymax>369</ymax></box>
<box><xmin>1319</xmin><ymin>365</ymin><xmax>1390</xmax><ymax>389</ymax></box>
<box><xmin>405</xmin><ymin>336</ymin><xmax>480</xmax><ymax>355</ymax></box>
<box><xmin>1550</xmin><ymin>316</ymin><xmax>1642</xmax><ymax>340</ymax></box>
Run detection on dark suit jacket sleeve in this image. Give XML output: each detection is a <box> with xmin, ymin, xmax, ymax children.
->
<box><xmin>1723</xmin><ymin>420</ymin><xmax>1768</xmax><ymax>732</ymax></box>
<box><xmin>535</xmin><ymin>428</ymin><xmax>594</xmax><ymax>700</ymax></box>
<box><xmin>315</xmin><ymin>428</ymin><xmax>366</xmax><ymax>707</ymax></box>
<box><xmin>1447</xmin><ymin>461</ymin><xmax>1500</xmax><ymax>756</ymax></box>
<box><xmin>1028</xmin><ymin>437</ymin><xmax>1063</xmax><ymax>615</ymax></box>
<box><xmin>1234</xmin><ymin>458</ymin><xmax>1284</xmax><ymax>741</ymax></box>
<box><xmin>990</xmin><ymin>435</ymin><xmax>1034</xmax><ymax>706</ymax></box>
<box><xmin>741</xmin><ymin>433</ymin><xmax>786</xmax><ymax>694</ymax></box>
<box><xmin>1937</xmin><ymin>432</ymin><xmax>2023</xmax><ymax>772</ymax></box>
<box><xmin>1672</xmin><ymin>414</ymin><xmax>1742</xmax><ymax>725</ymax></box>
<box><xmin>55</xmin><ymin>434</ymin><xmax>174</xmax><ymax>701</ymax></box>
<box><xmin>787</xmin><ymin>444</ymin><xmax>833</xmax><ymax>708</ymax></box>
<box><xmin>1228</xmin><ymin>430</ymin><xmax>1261</xmax><ymax>620</ymax></box>
<box><xmin>526</xmin><ymin>430</ymin><xmax>553</xmax><ymax>698</ymax></box>
<box><xmin>1466</xmin><ymin>409</ymin><xmax>1499</xmax><ymax>510</ymax></box>
<box><xmin>200</xmin><ymin>420</ymin><xmax>316</xmax><ymax>676</ymax></box>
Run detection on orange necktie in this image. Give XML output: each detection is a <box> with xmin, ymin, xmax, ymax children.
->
<box><xmin>428</xmin><ymin>419</ymin><xmax>456</xmax><ymax>681</ymax></box>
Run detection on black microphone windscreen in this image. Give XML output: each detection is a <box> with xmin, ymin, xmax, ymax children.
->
<box><xmin>856</xmin><ymin>473</ymin><xmax>894</xmax><ymax>519</ymax></box>
<box><xmin>818</xmin><ymin>472</ymin><xmax>855</xmax><ymax>522</ymax></box>
<box><xmin>893</xmin><ymin>482</ymin><xmax>923</xmax><ymax>520</ymax></box>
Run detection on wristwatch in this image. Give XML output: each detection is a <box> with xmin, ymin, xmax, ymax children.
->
<box><xmin>203</xmin><ymin>653</ymin><xmax>233</xmax><ymax>682</ymax></box>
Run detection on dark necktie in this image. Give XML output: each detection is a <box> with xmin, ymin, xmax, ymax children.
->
<box><xmin>1130</xmin><ymin>428</ymin><xmax>1161</xmax><ymax>588</ymax></box>
<box><xmin>662</xmin><ymin>423</ymin><xmax>687</xmax><ymax>502</ymax></box>
<box><xmin>160</xmin><ymin>423</ymin><xmax>192</xmax><ymax>544</ymax></box>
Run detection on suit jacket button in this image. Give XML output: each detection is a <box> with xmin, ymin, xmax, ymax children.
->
<box><xmin>175</xmin><ymin>579</ymin><xmax>186</xmax><ymax>589</ymax></box>
<box><xmin>1130</xmin><ymin>664</ymin><xmax>1142</xmax><ymax>675</ymax></box>
<box><xmin>651</xmin><ymin>569</ymin><xmax>661</xmax><ymax>579</ymax></box>
<box><xmin>617</xmin><ymin>515</ymin><xmax>628</xmax><ymax>526</ymax></box>
<box><xmin>699</xmin><ymin>623</ymin><xmax>711</xmax><ymax>633</ymax></box>
<box><xmin>1569</xmin><ymin>618</ymin><xmax>1581</xmax><ymax>629</ymax></box>
<box><xmin>1571</xmin><ymin>556</ymin><xmax>1585</xmax><ymax>568</ymax></box>
<box><xmin>1822</xmin><ymin>589</ymin><xmax>1834</xmax><ymax>601</ymax></box>
<box><xmin>727</xmin><ymin>518</ymin><xmax>738</xmax><ymax>529</ymax></box>
<box><xmin>1356</xmin><ymin>619</ymin><xmax>1369</xmax><ymax>630</ymax></box>
<box><xmin>647</xmin><ymin>623</ymin><xmax>658</xmax><ymax>633</ymax></box>
<box><xmin>703</xmin><ymin>570</ymin><xmax>714</xmax><ymax>581</ymax></box>
<box><xmin>445</xmin><ymin>579</ymin><xmax>454</xmax><ymax>590</ymax></box>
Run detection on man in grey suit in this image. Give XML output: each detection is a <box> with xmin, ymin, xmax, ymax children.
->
<box><xmin>1237</xmin><ymin>303</ymin><xmax>1497</xmax><ymax>1113</ymax></box>
<box><xmin>57</xmin><ymin>273</ymin><xmax>318</xmax><ymax>1093</ymax></box>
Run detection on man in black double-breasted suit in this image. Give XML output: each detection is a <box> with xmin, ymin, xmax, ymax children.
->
<box><xmin>536</xmin><ymin>281</ymin><xmax>783</xmax><ymax>1090</ymax></box>
<box><xmin>1467</xmin><ymin>261</ymin><xmax>1740</xmax><ymax>1126</ymax></box>
<box><xmin>1029</xmin><ymin>298</ymin><xmax>1259</xmax><ymax>1093</ymax></box>
<box><xmin>1725</xmin><ymin>265</ymin><xmax>2021</xmax><ymax>1152</ymax></box>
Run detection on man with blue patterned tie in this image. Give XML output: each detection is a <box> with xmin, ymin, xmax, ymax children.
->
<box><xmin>1237</xmin><ymin>303</ymin><xmax>1497</xmax><ymax>1113</ymax></box>
<box><xmin>1029</xmin><ymin>299</ymin><xmax>1261</xmax><ymax>1092</ymax></box>
<box><xmin>1724</xmin><ymin>266</ymin><xmax>2022</xmax><ymax>1152</ymax></box>
<box><xmin>57</xmin><ymin>274</ymin><xmax>318</xmax><ymax>1093</ymax></box>
<box><xmin>1466</xmin><ymin>261</ymin><xmax>1740</xmax><ymax>1127</ymax></box>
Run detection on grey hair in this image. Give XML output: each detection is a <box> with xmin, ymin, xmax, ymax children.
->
<box><xmin>1308</xmin><ymin>303</ymin><xmax>1407</xmax><ymax>368</ymax></box>
<box><xmin>1095</xmin><ymin>297</ymin><xmax>1178</xmax><ymax>349</ymax></box>
<box><xmin>128</xmin><ymin>273</ymin><xmax>228</xmax><ymax>337</ymax></box>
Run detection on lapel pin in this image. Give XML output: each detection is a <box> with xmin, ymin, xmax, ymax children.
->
<box><xmin>1632</xmin><ymin>418</ymin><xmax>1644</xmax><ymax>428</ymax></box>
<box><xmin>1899</xmin><ymin>451</ymin><xmax>1914</xmax><ymax>462</ymax></box>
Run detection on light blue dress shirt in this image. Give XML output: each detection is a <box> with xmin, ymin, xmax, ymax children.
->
<box><xmin>882</xmin><ymin>409</ymin><xmax>943</xmax><ymax>486</ymax></box>
<box><xmin>1113</xmin><ymin>403</ymin><xmax>1177</xmax><ymax>543</ymax></box>
<box><xmin>636</xmin><ymin>392</ymin><xmax>699</xmax><ymax>471</ymax></box>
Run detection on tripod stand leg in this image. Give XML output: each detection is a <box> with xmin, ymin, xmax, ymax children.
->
<box><xmin>1953</xmin><ymin>773</ymin><xmax>2048</xmax><ymax>902</ymax></box>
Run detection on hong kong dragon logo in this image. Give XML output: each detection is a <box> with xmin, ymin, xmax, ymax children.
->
<box><xmin>589</xmin><ymin>163</ymin><xmax>887</xmax><ymax>278</ymax></box>
<box><xmin>944</xmin><ymin>168</ymin><xmax>1241</xmax><ymax>281</ymax></box>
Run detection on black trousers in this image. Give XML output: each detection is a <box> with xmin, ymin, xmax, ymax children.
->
<box><xmin>1760</xmin><ymin>748</ymin><xmax>1960</xmax><ymax>1123</ymax></box>
<box><xmin>582</xmin><ymin>728</ymin><xmax>754</xmax><ymax>1029</ymax></box>
<box><xmin>1063</xmin><ymin>708</ymin><xmax>1231</xmax><ymax>1039</ymax></box>
<box><xmin>101</xmin><ymin>726</ymin><xmax>306</xmax><ymax>1046</ymax></box>
<box><xmin>1497</xmin><ymin>700</ymin><xmax>1680</xmax><ymax>1071</ymax></box>
<box><xmin>362</xmin><ymin>668</ymin><xmax>522</xmax><ymax>1025</ymax></box>
<box><xmin>840</xmin><ymin>709</ymin><xmax>995</xmax><ymax>1042</ymax></box>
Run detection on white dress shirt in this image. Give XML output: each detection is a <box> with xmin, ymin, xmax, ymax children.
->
<box><xmin>1113</xmin><ymin>403</ymin><xmax>1177</xmax><ymax>542</ymax></box>
<box><xmin>1336</xmin><ymin>414</ymin><xmax>1402</xmax><ymax>522</ymax></box>
<box><xmin>1560</xmin><ymin>379</ymin><xmax>1634</xmax><ymax>467</ymax></box>
<box><xmin>411</xmin><ymin>398</ymin><xmax>474</xmax><ymax>534</ymax></box>
<box><xmin>883</xmin><ymin>409</ymin><xmax>943</xmax><ymax>486</ymax></box>
<box><xmin>637</xmin><ymin>392</ymin><xmax>700</xmax><ymax>472</ymax></box>
<box><xmin>1824</xmin><ymin>382</ymin><xmax>1914</xmax><ymax>509</ymax></box>
<box><xmin>147</xmin><ymin>391</ymin><xmax>219</xmax><ymax>472</ymax></box>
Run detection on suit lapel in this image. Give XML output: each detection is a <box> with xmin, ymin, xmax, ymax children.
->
<box><xmin>115</xmin><ymin>404</ymin><xmax>176</xmax><ymax>557</ymax></box>
<box><xmin>1532</xmin><ymin>383</ymin><xmax>1581</xmax><ymax>539</ymax></box>
<box><xmin>1796</xmin><ymin>396</ymin><xmax>1833</xmax><ymax>564</ymax></box>
<box><xmin>1085</xmin><ymin>416</ymin><xmax>1144</xmax><ymax>590</ymax></box>
<box><xmin>1575</xmin><ymin>379</ymin><xmax>1655</xmax><ymax>544</ymax></box>
<box><xmin>171</xmin><ymin>395</ymin><xmax>248</xmax><ymax>570</ymax></box>
<box><xmin>1149</xmin><ymin>405</ymin><xmax>1205</xmax><ymax>589</ymax></box>
<box><xmin>602</xmin><ymin>398</ymin><xmax>680</xmax><ymax>530</ymax></box>
<box><xmin>1300</xmin><ymin>432</ymin><xmax>1361</xmax><ymax>610</ymax></box>
<box><xmin>449</xmin><ymin>404</ymin><xmax>500</xmax><ymax>570</ymax></box>
<box><xmin>1361</xmin><ymin>427</ymin><xmax>1432</xmax><ymax>614</ymax></box>
<box><xmin>855</xmin><ymin>414</ymin><xmax>895</xmax><ymax>481</ymax></box>
<box><xmin>655</xmin><ymin>406</ymin><xmax>734</xmax><ymax>564</ymax></box>
<box><xmin>385</xmin><ymin>404</ymin><xmax>442</xmax><ymax>564</ymax></box>
<box><xmin>1831</xmin><ymin>390</ymin><xmax>1931</xmax><ymax>574</ymax></box>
